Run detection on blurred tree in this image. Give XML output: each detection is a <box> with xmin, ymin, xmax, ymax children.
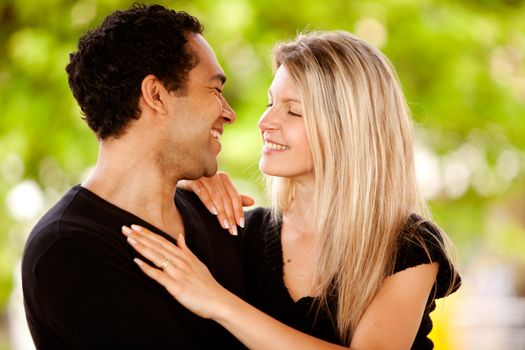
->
<box><xmin>0</xmin><ymin>0</ymin><xmax>524</xmax><ymax>348</ymax></box>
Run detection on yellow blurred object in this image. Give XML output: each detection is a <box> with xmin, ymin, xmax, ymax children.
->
<box><xmin>428</xmin><ymin>292</ymin><xmax>463</xmax><ymax>350</ymax></box>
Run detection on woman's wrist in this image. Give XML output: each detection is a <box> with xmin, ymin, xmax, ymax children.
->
<box><xmin>210</xmin><ymin>288</ymin><xmax>241</xmax><ymax>323</ymax></box>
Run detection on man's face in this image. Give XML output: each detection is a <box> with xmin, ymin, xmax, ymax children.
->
<box><xmin>158</xmin><ymin>34</ymin><xmax>236</xmax><ymax>181</ymax></box>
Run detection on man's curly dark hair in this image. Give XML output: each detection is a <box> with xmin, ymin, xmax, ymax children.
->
<box><xmin>66</xmin><ymin>4</ymin><xmax>204</xmax><ymax>139</ymax></box>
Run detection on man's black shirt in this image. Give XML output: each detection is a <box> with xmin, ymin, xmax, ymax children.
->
<box><xmin>22</xmin><ymin>185</ymin><xmax>246</xmax><ymax>349</ymax></box>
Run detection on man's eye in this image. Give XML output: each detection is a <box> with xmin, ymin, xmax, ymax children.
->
<box><xmin>214</xmin><ymin>88</ymin><xmax>223</xmax><ymax>94</ymax></box>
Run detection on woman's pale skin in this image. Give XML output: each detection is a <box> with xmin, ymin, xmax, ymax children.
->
<box><xmin>122</xmin><ymin>67</ymin><xmax>439</xmax><ymax>350</ymax></box>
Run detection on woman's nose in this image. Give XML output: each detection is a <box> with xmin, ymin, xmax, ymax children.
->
<box><xmin>257</xmin><ymin>108</ymin><xmax>279</xmax><ymax>132</ymax></box>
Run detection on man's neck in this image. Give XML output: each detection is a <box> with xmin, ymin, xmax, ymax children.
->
<box><xmin>82</xmin><ymin>141</ymin><xmax>184</xmax><ymax>238</ymax></box>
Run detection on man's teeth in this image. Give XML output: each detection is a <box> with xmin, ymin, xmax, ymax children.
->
<box><xmin>211</xmin><ymin>129</ymin><xmax>221</xmax><ymax>140</ymax></box>
<box><xmin>266</xmin><ymin>142</ymin><xmax>290</xmax><ymax>150</ymax></box>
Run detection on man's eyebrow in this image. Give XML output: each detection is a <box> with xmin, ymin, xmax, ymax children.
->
<box><xmin>209</xmin><ymin>73</ymin><xmax>226</xmax><ymax>85</ymax></box>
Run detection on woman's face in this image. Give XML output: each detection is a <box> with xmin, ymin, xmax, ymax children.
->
<box><xmin>258</xmin><ymin>66</ymin><xmax>314</xmax><ymax>181</ymax></box>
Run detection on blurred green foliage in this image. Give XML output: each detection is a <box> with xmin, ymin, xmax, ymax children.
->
<box><xmin>1</xmin><ymin>0</ymin><xmax>525</xmax><ymax>348</ymax></box>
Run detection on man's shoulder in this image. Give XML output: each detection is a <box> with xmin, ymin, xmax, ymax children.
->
<box><xmin>24</xmin><ymin>186</ymin><xmax>84</xmax><ymax>251</ymax></box>
<box><xmin>175</xmin><ymin>188</ymin><xmax>210</xmax><ymax>216</ymax></box>
<box><xmin>245</xmin><ymin>207</ymin><xmax>272</xmax><ymax>221</ymax></box>
<box><xmin>175</xmin><ymin>188</ymin><xmax>225</xmax><ymax>234</ymax></box>
<box><xmin>176</xmin><ymin>189</ymin><xmax>247</xmax><ymax>298</ymax></box>
<box><xmin>22</xmin><ymin>185</ymin><xmax>120</xmax><ymax>267</ymax></box>
<box><xmin>175</xmin><ymin>187</ymin><xmax>229</xmax><ymax>248</ymax></box>
<box><xmin>244</xmin><ymin>207</ymin><xmax>273</xmax><ymax>232</ymax></box>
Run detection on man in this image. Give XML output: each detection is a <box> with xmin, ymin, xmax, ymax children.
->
<box><xmin>21</xmin><ymin>4</ymin><xmax>245</xmax><ymax>349</ymax></box>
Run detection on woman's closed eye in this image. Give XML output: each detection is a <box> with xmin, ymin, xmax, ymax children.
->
<box><xmin>265</xmin><ymin>103</ymin><xmax>301</xmax><ymax>117</ymax></box>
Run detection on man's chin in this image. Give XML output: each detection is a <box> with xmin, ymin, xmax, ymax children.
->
<box><xmin>181</xmin><ymin>161</ymin><xmax>217</xmax><ymax>181</ymax></box>
<box><xmin>203</xmin><ymin>162</ymin><xmax>218</xmax><ymax>178</ymax></box>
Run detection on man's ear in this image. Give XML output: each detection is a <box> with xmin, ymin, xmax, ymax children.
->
<box><xmin>140</xmin><ymin>74</ymin><xmax>168</xmax><ymax>115</ymax></box>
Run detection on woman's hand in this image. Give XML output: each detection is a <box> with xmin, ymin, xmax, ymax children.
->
<box><xmin>121</xmin><ymin>225</ymin><xmax>235</xmax><ymax>320</ymax></box>
<box><xmin>177</xmin><ymin>172</ymin><xmax>255</xmax><ymax>235</ymax></box>
<box><xmin>121</xmin><ymin>226</ymin><xmax>348</xmax><ymax>350</ymax></box>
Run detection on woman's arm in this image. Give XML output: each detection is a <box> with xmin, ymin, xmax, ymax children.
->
<box><xmin>122</xmin><ymin>225</ymin><xmax>438</xmax><ymax>350</ymax></box>
<box><xmin>122</xmin><ymin>225</ymin><xmax>346</xmax><ymax>349</ymax></box>
<box><xmin>350</xmin><ymin>263</ymin><xmax>439</xmax><ymax>349</ymax></box>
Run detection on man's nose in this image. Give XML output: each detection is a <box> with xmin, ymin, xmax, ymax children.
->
<box><xmin>220</xmin><ymin>95</ymin><xmax>236</xmax><ymax>124</ymax></box>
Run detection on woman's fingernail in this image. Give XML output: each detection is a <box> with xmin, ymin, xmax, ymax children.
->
<box><xmin>131</xmin><ymin>224</ymin><xmax>142</xmax><ymax>232</ymax></box>
<box><xmin>239</xmin><ymin>218</ymin><xmax>245</xmax><ymax>228</ymax></box>
<box><xmin>222</xmin><ymin>219</ymin><xmax>230</xmax><ymax>229</ymax></box>
<box><xmin>122</xmin><ymin>226</ymin><xmax>132</xmax><ymax>236</ymax></box>
<box><xmin>127</xmin><ymin>236</ymin><xmax>138</xmax><ymax>245</ymax></box>
<box><xmin>134</xmin><ymin>258</ymin><xmax>144</xmax><ymax>266</ymax></box>
<box><xmin>210</xmin><ymin>207</ymin><xmax>218</xmax><ymax>215</ymax></box>
<box><xmin>231</xmin><ymin>225</ymin><xmax>238</xmax><ymax>236</ymax></box>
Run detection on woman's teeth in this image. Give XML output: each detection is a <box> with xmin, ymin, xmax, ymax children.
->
<box><xmin>266</xmin><ymin>142</ymin><xmax>290</xmax><ymax>150</ymax></box>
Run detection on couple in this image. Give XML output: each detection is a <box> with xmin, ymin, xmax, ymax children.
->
<box><xmin>21</xmin><ymin>3</ymin><xmax>460</xmax><ymax>350</ymax></box>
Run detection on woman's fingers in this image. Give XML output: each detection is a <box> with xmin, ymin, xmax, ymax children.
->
<box><xmin>218</xmin><ymin>172</ymin><xmax>257</xmax><ymax>229</ymax></box>
<box><xmin>122</xmin><ymin>225</ymin><xmax>191</xmax><ymax>269</ymax></box>
<box><xmin>218</xmin><ymin>172</ymin><xmax>243</xmax><ymax>229</ymax></box>
<box><xmin>123</xmin><ymin>225</ymin><xmax>176</xmax><ymax>256</ymax></box>
<box><xmin>200</xmin><ymin>175</ymin><xmax>237</xmax><ymax>235</ymax></box>
<box><xmin>127</xmin><ymin>224</ymin><xmax>179</xmax><ymax>250</ymax></box>
<box><xmin>178</xmin><ymin>173</ymin><xmax>255</xmax><ymax>235</ymax></box>
<box><xmin>175</xmin><ymin>233</ymin><xmax>194</xmax><ymax>257</ymax></box>
<box><xmin>130</xmin><ymin>233</ymin><xmax>227</xmax><ymax>320</ymax></box>
<box><xmin>187</xmin><ymin>179</ymin><xmax>219</xmax><ymax>215</ymax></box>
<box><xmin>133</xmin><ymin>258</ymin><xmax>183</xmax><ymax>297</ymax></box>
<box><xmin>184</xmin><ymin>175</ymin><xmax>234</xmax><ymax>233</ymax></box>
<box><xmin>241</xmin><ymin>194</ymin><xmax>255</xmax><ymax>207</ymax></box>
<box><xmin>127</xmin><ymin>234</ymin><xmax>184</xmax><ymax>272</ymax></box>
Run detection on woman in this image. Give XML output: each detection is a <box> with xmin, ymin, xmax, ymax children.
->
<box><xmin>121</xmin><ymin>31</ymin><xmax>461</xmax><ymax>349</ymax></box>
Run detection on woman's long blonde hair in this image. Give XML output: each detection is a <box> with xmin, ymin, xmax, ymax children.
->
<box><xmin>267</xmin><ymin>31</ymin><xmax>458</xmax><ymax>345</ymax></box>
